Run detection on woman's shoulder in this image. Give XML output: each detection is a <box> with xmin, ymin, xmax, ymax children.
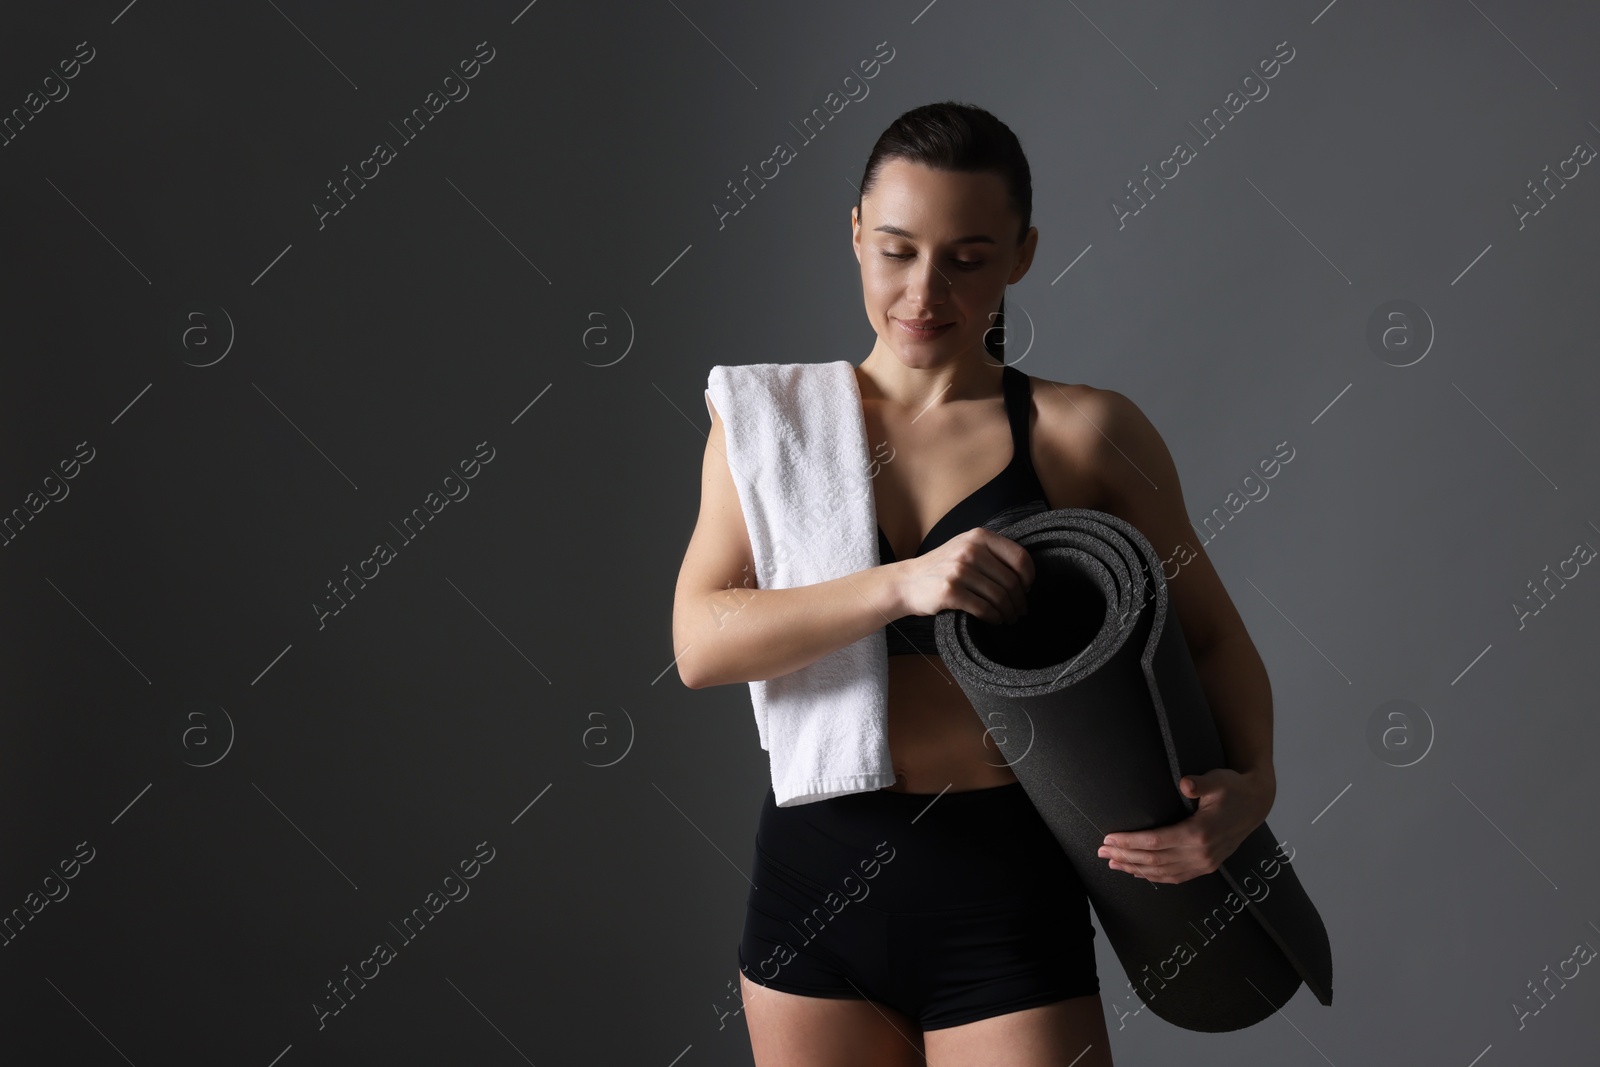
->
<box><xmin>1018</xmin><ymin>372</ymin><xmax>1145</xmax><ymax>511</ymax></box>
<box><xmin>1018</xmin><ymin>371</ymin><xmax>1121</xmax><ymax>433</ymax></box>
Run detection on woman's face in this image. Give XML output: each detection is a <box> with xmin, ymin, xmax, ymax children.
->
<box><xmin>852</xmin><ymin>157</ymin><xmax>1036</xmax><ymax>368</ymax></box>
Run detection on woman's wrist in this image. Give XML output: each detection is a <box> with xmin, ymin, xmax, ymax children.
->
<box><xmin>874</xmin><ymin>559</ymin><xmax>911</xmax><ymax>620</ymax></box>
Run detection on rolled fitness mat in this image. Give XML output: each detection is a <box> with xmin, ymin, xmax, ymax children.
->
<box><xmin>934</xmin><ymin>507</ymin><xmax>1333</xmax><ymax>1033</ymax></box>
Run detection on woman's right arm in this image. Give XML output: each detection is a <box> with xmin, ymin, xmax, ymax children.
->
<box><xmin>671</xmin><ymin>398</ymin><xmax>1035</xmax><ymax>689</ymax></box>
<box><xmin>672</xmin><ymin>398</ymin><xmax>911</xmax><ymax>689</ymax></box>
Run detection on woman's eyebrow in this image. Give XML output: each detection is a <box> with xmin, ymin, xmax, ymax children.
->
<box><xmin>872</xmin><ymin>223</ymin><xmax>996</xmax><ymax>246</ymax></box>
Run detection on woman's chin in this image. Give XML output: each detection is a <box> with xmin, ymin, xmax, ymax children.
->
<box><xmin>896</xmin><ymin>339</ymin><xmax>980</xmax><ymax>367</ymax></box>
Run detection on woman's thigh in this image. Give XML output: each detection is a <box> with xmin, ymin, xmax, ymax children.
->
<box><xmin>739</xmin><ymin>971</ymin><xmax>925</xmax><ymax>1067</ymax></box>
<box><xmin>924</xmin><ymin>991</ymin><xmax>1114</xmax><ymax>1067</ymax></box>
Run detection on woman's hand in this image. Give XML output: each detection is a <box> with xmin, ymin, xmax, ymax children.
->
<box><xmin>1096</xmin><ymin>767</ymin><xmax>1276</xmax><ymax>885</ymax></box>
<box><xmin>892</xmin><ymin>528</ymin><xmax>1035</xmax><ymax>624</ymax></box>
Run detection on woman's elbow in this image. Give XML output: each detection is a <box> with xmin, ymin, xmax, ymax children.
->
<box><xmin>671</xmin><ymin>610</ymin><xmax>717</xmax><ymax>690</ymax></box>
<box><xmin>677</xmin><ymin>650</ymin><xmax>728</xmax><ymax>690</ymax></box>
<box><xmin>677</xmin><ymin>651</ymin><xmax>709</xmax><ymax>690</ymax></box>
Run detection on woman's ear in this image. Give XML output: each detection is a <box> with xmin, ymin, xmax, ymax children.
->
<box><xmin>1008</xmin><ymin>226</ymin><xmax>1039</xmax><ymax>284</ymax></box>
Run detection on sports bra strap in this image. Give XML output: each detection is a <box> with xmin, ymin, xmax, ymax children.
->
<box><xmin>1001</xmin><ymin>365</ymin><xmax>1035</xmax><ymax>472</ymax></box>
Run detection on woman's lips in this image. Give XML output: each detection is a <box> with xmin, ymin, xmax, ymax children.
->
<box><xmin>897</xmin><ymin>318</ymin><xmax>953</xmax><ymax>340</ymax></box>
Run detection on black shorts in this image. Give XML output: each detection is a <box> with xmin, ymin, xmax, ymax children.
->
<box><xmin>737</xmin><ymin>779</ymin><xmax>1099</xmax><ymax>1031</ymax></box>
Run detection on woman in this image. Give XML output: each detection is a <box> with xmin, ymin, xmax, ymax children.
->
<box><xmin>673</xmin><ymin>102</ymin><xmax>1276</xmax><ymax>1066</ymax></box>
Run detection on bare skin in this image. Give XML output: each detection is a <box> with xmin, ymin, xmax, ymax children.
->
<box><xmin>675</xmin><ymin>158</ymin><xmax>1270</xmax><ymax>1066</ymax></box>
<box><xmin>737</xmin><ymin>970</ymin><xmax>1114</xmax><ymax>1067</ymax></box>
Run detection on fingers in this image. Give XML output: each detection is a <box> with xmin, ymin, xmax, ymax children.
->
<box><xmin>1101</xmin><ymin>828</ymin><xmax>1225</xmax><ymax>883</ymax></box>
<box><xmin>1103</xmin><ymin>847</ymin><xmax>1177</xmax><ymax>882</ymax></box>
<box><xmin>969</xmin><ymin>529</ymin><xmax>1035</xmax><ymax>590</ymax></box>
<box><xmin>963</xmin><ymin>551</ymin><xmax>1030</xmax><ymax>622</ymax></box>
<box><xmin>915</xmin><ymin>530</ymin><xmax>1032</xmax><ymax>623</ymax></box>
<box><xmin>1100</xmin><ymin>845</ymin><xmax>1171</xmax><ymax>869</ymax></box>
<box><xmin>984</xmin><ymin>533</ymin><xmax>1034</xmax><ymax>617</ymax></box>
<box><xmin>951</xmin><ymin>531</ymin><xmax>1032</xmax><ymax>622</ymax></box>
<box><xmin>954</xmin><ymin>554</ymin><xmax>1032</xmax><ymax>623</ymax></box>
<box><xmin>951</xmin><ymin>571</ymin><xmax>1016</xmax><ymax>623</ymax></box>
<box><xmin>991</xmin><ymin>531</ymin><xmax>1036</xmax><ymax>587</ymax></box>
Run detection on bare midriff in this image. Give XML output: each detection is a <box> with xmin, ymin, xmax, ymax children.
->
<box><xmin>878</xmin><ymin>655</ymin><xmax>1021</xmax><ymax>792</ymax></box>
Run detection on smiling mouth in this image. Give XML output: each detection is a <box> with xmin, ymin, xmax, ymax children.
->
<box><xmin>897</xmin><ymin>318</ymin><xmax>953</xmax><ymax>336</ymax></box>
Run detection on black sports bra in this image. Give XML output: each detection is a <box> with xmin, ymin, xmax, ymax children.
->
<box><xmin>877</xmin><ymin>365</ymin><xmax>1050</xmax><ymax>657</ymax></box>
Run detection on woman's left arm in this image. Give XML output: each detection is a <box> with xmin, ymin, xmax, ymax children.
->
<box><xmin>1040</xmin><ymin>383</ymin><xmax>1276</xmax><ymax>885</ymax></box>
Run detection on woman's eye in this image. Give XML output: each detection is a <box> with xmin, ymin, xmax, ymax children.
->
<box><xmin>879</xmin><ymin>251</ymin><xmax>987</xmax><ymax>271</ymax></box>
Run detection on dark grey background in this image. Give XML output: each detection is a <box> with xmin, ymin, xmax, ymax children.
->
<box><xmin>3</xmin><ymin>0</ymin><xmax>1597</xmax><ymax>1063</ymax></box>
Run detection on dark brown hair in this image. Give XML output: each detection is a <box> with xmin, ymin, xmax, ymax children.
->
<box><xmin>857</xmin><ymin>101</ymin><xmax>1033</xmax><ymax>364</ymax></box>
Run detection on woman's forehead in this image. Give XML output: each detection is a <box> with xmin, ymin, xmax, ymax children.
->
<box><xmin>866</xmin><ymin>163</ymin><xmax>1012</xmax><ymax>234</ymax></box>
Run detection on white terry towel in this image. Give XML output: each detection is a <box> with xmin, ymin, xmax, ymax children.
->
<box><xmin>704</xmin><ymin>360</ymin><xmax>895</xmax><ymax>806</ymax></box>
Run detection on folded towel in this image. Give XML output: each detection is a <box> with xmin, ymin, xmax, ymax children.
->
<box><xmin>704</xmin><ymin>361</ymin><xmax>894</xmax><ymax>806</ymax></box>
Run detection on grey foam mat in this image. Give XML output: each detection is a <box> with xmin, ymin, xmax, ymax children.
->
<box><xmin>934</xmin><ymin>507</ymin><xmax>1333</xmax><ymax>1032</ymax></box>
